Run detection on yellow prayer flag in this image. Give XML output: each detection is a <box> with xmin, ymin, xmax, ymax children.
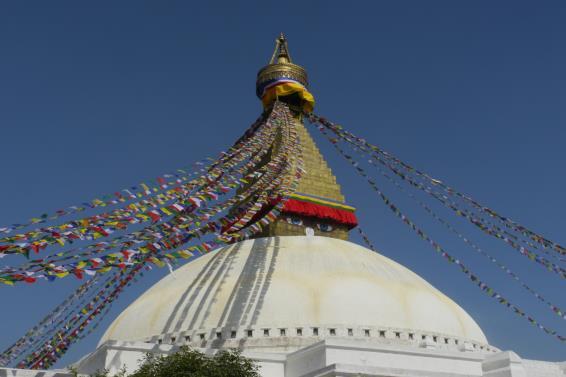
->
<box><xmin>150</xmin><ymin>257</ymin><xmax>165</xmax><ymax>268</ymax></box>
<box><xmin>178</xmin><ymin>250</ymin><xmax>193</xmax><ymax>259</ymax></box>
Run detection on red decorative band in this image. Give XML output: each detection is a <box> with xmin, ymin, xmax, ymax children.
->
<box><xmin>282</xmin><ymin>198</ymin><xmax>358</xmax><ymax>229</ymax></box>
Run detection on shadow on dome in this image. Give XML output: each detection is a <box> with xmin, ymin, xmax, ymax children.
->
<box><xmin>160</xmin><ymin>237</ymin><xmax>282</xmax><ymax>340</ymax></box>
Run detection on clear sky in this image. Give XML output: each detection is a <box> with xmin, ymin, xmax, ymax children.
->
<box><xmin>0</xmin><ymin>0</ymin><xmax>564</xmax><ymax>367</ymax></box>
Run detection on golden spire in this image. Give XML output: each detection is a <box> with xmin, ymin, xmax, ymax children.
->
<box><xmin>257</xmin><ymin>34</ymin><xmax>308</xmax><ymax>93</ymax></box>
<box><xmin>269</xmin><ymin>33</ymin><xmax>292</xmax><ymax>64</ymax></box>
<box><xmin>249</xmin><ymin>35</ymin><xmax>356</xmax><ymax>240</ymax></box>
<box><xmin>256</xmin><ymin>33</ymin><xmax>313</xmax><ymax>113</ymax></box>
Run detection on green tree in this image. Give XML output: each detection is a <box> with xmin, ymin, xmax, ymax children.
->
<box><xmin>130</xmin><ymin>347</ymin><xmax>259</xmax><ymax>377</ymax></box>
<box><xmin>76</xmin><ymin>347</ymin><xmax>260</xmax><ymax>377</ymax></box>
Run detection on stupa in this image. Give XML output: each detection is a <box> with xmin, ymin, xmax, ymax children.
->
<box><xmin>72</xmin><ymin>34</ymin><xmax>565</xmax><ymax>377</ymax></box>
<box><xmin>2</xmin><ymin>34</ymin><xmax>563</xmax><ymax>377</ymax></box>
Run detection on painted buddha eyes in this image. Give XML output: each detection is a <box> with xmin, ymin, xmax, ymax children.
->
<box><xmin>317</xmin><ymin>223</ymin><xmax>333</xmax><ymax>232</ymax></box>
<box><xmin>286</xmin><ymin>217</ymin><xmax>334</xmax><ymax>232</ymax></box>
<box><xmin>287</xmin><ymin>217</ymin><xmax>304</xmax><ymax>226</ymax></box>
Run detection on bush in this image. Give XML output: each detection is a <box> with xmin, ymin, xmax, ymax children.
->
<box><xmin>74</xmin><ymin>347</ymin><xmax>260</xmax><ymax>377</ymax></box>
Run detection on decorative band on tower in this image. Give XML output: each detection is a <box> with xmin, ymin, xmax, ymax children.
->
<box><xmin>256</xmin><ymin>33</ymin><xmax>315</xmax><ymax>113</ymax></box>
<box><xmin>281</xmin><ymin>193</ymin><xmax>358</xmax><ymax>229</ymax></box>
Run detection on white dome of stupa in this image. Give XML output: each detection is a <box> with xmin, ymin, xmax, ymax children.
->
<box><xmin>99</xmin><ymin>236</ymin><xmax>488</xmax><ymax>352</ymax></box>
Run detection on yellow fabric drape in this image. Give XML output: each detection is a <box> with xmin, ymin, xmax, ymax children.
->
<box><xmin>261</xmin><ymin>82</ymin><xmax>315</xmax><ymax>113</ymax></box>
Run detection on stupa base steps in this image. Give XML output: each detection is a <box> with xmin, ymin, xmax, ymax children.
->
<box><xmin>65</xmin><ymin>338</ymin><xmax>564</xmax><ymax>377</ymax></box>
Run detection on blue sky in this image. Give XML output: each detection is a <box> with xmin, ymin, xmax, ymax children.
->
<box><xmin>0</xmin><ymin>0</ymin><xmax>564</xmax><ymax>366</ymax></box>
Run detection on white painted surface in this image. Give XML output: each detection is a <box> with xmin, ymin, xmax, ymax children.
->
<box><xmin>6</xmin><ymin>342</ymin><xmax>564</xmax><ymax>377</ymax></box>
<box><xmin>5</xmin><ymin>237</ymin><xmax>564</xmax><ymax>376</ymax></box>
<box><xmin>100</xmin><ymin>236</ymin><xmax>487</xmax><ymax>347</ymax></box>
<box><xmin>0</xmin><ymin>368</ymin><xmax>71</xmax><ymax>377</ymax></box>
<box><xmin>70</xmin><ymin>339</ymin><xmax>565</xmax><ymax>377</ymax></box>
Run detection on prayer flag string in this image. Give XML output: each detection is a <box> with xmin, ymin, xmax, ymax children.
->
<box><xmin>0</xmin><ymin>116</ymin><xmax>270</xmax><ymax>237</ymax></box>
<box><xmin>337</xmin><ymin>135</ymin><xmax>565</xmax><ymax>321</ymax></box>
<box><xmin>308</xmin><ymin>114</ymin><xmax>566</xmax><ymax>277</ymax></box>
<box><xmin>1</xmin><ymin>101</ymin><xmax>305</xmax><ymax>369</ymax></box>
<box><xmin>0</xmin><ymin>112</ymin><xmax>298</xmax><ymax>284</ymax></box>
<box><xmin>0</xmin><ymin>115</ymin><xmax>280</xmax><ymax>257</ymax></box>
<box><xmin>310</xmin><ymin>115</ymin><xmax>565</xmax><ymax>343</ymax></box>
<box><xmin>308</xmin><ymin>114</ymin><xmax>565</xmax><ymax>258</ymax></box>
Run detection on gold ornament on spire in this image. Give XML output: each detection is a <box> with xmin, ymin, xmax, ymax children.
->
<box><xmin>256</xmin><ymin>33</ymin><xmax>314</xmax><ymax>113</ymax></box>
<box><xmin>269</xmin><ymin>32</ymin><xmax>292</xmax><ymax>64</ymax></box>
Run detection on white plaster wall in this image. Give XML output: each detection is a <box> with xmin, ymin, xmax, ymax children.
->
<box><xmin>285</xmin><ymin>342</ymin><xmax>327</xmax><ymax>377</ymax></box>
<box><xmin>4</xmin><ymin>339</ymin><xmax>565</xmax><ymax>377</ymax></box>
<box><xmin>0</xmin><ymin>368</ymin><xmax>71</xmax><ymax>377</ymax></box>
<box><xmin>75</xmin><ymin>341</ymin><xmax>174</xmax><ymax>376</ymax></box>
<box><xmin>100</xmin><ymin>237</ymin><xmax>487</xmax><ymax>346</ymax></box>
<box><xmin>522</xmin><ymin>359</ymin><xmax>566</xmax><ymax>377</ymax></box>
<box><xmin>324</xmin><ymin>343</ymin><xmax>484</xmax><ymax>376</ymax></box>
